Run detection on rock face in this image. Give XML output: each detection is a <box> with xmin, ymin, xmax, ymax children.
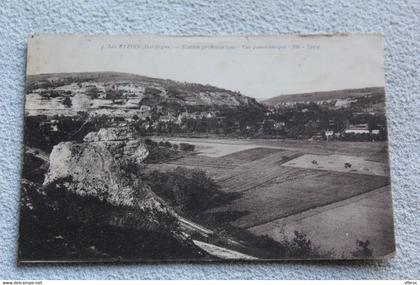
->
<box><xmin>83</xmin><ymin>127</ymin><xmax>137</xmax><ymax>143</ymax></box>
<box><xmin>20</xmin><ymin>127</ymin><xmax>208</xmax><ymax>261</ymax></box>
<box><xmin>43</xmin><ymin>128</ymin><xmax>166</xmax><ymax>212</ymax></box>
<box><xmin>26</xmin><ymin>72</ymin><xmax>265</xmax><ymax>112</ymax></box>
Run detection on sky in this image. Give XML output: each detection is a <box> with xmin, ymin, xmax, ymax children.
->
<box><xmin>27</xmin><ymin>34</ymin><xmax>385</xmax><ymax>99</ymax></box>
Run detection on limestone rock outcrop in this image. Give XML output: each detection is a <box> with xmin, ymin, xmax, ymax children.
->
<box><xmin>43</xmin><ymin>128</ymin><xmax>166</xmax><ymax>213</ymax></box>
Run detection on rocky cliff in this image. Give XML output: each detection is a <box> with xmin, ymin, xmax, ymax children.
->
<box><xmin>19</xmin><ymin>127</ymin><xmax>211</xmax><ymax>261</ymax></box>
<box><xmin>43</xmin><ymin>127</ymin><xmax>171</xmax><ymax>223</ymax></box>
<box><xmin>26</xmin><ymin>72</ymin><xmax>264</xmax><ymax>114</ymax></box>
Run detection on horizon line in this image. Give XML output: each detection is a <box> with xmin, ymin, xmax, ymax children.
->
<box><xmin>27</xmin><ymin>71</ymin><xmax>385</xmax><ymax>100</ymax></box>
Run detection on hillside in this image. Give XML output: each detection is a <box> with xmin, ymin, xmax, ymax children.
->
<box><xmin>26</xmin><ymin>72</ymin><xmax>263</xmax><ymax>115</ymax></box>
<box><xmin>261</xmin><ymin>87</ymin><xmax>385</xmax><ymax>106</ymax></box>
<box><xmin>19</xmin><ymin>127</ymin><xmax>212</xmax><ymax>262</ymax></box>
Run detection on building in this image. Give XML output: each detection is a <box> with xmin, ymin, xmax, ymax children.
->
<box><xmin>205</xmin><ymin>112</ymin><xmax>215</xmax><ymax>119</ymax></box>
<box><xmin>159</xmin><ymin>114</ymin><xmax>177</xmax><ymax>123</ymax></box>
<box><xmin>334</xmin><ymin>98</ymin><xmax>357</xmax><ymax>108</ymax></box>
<box><xmin>324</xmin><ymin>130</ymin><xmax>334</xmax><ymax>140</ymax></box>
<box><xmin>273</xmin><ymin>121</ymin><xmax>286</xmax><ymax>130</ymax></box>
<box><xmin>344</xmin><ymin>123</ymin><xmax>370</xmax><ymax>134</ymax></box>
<box><xmin>139</xmin><ymin>105</ymin><xmax>151</xmax><ymax>112</ymax></box>
<box><xmin>138</xmin><ymin>105</ymin><xmax>151</xmax><ymax>118</ymax></box>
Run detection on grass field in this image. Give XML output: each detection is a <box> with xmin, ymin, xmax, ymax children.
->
<box><xmin>223</xmin><ymin>147</ymin><xmax>284</xmax><ymax>162</ymax></box>
<box><xmin>248</xmin><ymin>186</ymin><xmax>395</xmax><ymax>258</ymax></box>
<box><xmin>146</xmin><ymin>137</ymin><xmax>393</xmax><ymax>258</ymax></box>
<box><xmin>160</xmin><ymin>137</ymin><xmax>388</xmax><ymax>157</ymax></box>
<box><xmin>283</xmin><ymin>154</ymin><xmax>389</xmax><ymax>176</ymax></box>
<box><xmin>211</xmin><ymin>170</ymin><xmax>389</xmax><ymax>228</ymax></box>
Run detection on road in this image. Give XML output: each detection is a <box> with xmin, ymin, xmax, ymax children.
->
<box><xmin>25</xmin><ymin>147</ymin><xmax>49</xmax><ymax>162</ymax></box>
<box><xmin>192</xmin><ymin>240</ymin><xmax>258</xmax><ymax>260</ymax></box>
<box><xmin>175</xmin><ymin>214</ymin><xmax>214</xmax><ymax>237</ymax></box>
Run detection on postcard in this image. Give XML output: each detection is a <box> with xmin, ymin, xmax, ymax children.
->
<box><xmin>18</xmin><ymin>34</ymin><xmax>395</xmax><ymax>262</ymax></box>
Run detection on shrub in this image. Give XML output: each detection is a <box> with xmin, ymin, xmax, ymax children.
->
<box><xmin>144</xmin><ymin>144</ymin><xmax>182</xmax><ymax>163</ymax></box>
<box><xmin>352</xmin><ymin>239</ymin><xmax>373</xmax><ymax>258</ymax></box>
<box><xmin>22</xmin><ymin>152</ymin><xmax>48</xmax><ymax>184</ymax></box>
<box><xmin>144</xmin><ymin>138</ymin><xmax>152</xmax><ymax>145</ymax></box>
<box><xmin>180</xmin><ymin>143</ymin><xmax>195</xmax><ymax>151</ymax></box>
<box><xmin>18</xmin><ymin>176</ymin><xmax>205</xmax><ymax>261</ymax></box>
<box><xmin>144</xmin><ymin>167</ymin><xmax>233</xmax><ymax>213</ymax></box>
<box><xmin>85</xmin><ymin>87</ymin><xmax>100</xmax><ymax>99</ymax></box>
<box><xmin>62</xmin><ymin>97</ymin><xmax>72</xmax><ymax>107</ymax></box>
<box><xmin>281</xmin><ymin>231</ymin><xmax>326</xmax><ymax>259</ymax></box>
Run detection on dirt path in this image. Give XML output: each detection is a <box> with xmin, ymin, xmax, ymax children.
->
<box><xmin>25</xmin><ymin>147</ymin><xmax>49</xmax><ymax>162</ymax></box>
<box><xmin>175</xmin><ymin>214</ymin><xmax>214</xmax><ymax>237</ymax></box>
<box><xmin>192</xmin><ymin>240</ymin><xmax>258</xmax><ymax>260</ymax></box>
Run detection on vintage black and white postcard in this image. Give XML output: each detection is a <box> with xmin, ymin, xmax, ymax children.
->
<box><xmin>19</xmin><ymin>34</ymin><xmax>395</xmax><ymax>263</ymax></box>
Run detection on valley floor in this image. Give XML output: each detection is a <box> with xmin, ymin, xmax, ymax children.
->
<box><xmin>146</xmin><ymin>137</ymin><xmax>394</xmax><ymax>259</ymax></box>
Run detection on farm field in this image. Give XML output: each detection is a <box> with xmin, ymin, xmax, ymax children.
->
<box><xmin>155</xmin><ymin>136</ymin><xmax>388</xmax><ymax>157</ymax></box>
<box><xmin>283</xmin><ymin>154</ymin><xmax>389</xmax><ymax>176</ymax></box>
<box><xmin>146</xmin><ymin>137</ymin><xmax>392</xmax><ymax>257</ymax></box>
<box><xmin>248</xmin><ymin>186</ymin><xmax>395</xmax><ymax>258</ymax></box>
<box><xmin>211</xmin><ymin>170</ymin><xmax>388</xmax><ymax>229</ymax></box>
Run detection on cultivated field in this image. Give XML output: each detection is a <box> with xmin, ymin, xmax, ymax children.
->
<box><xmin>146</xmin><ymin>137</ymin><xmax>393</xmax><ymax>257</ymax></box>
<box><xmin>283</xmin><ymin>154</ymin><xmax>389</xmax><ymax>176</ymax></box>
<box><xmin>248</xmin><ymin>186</ymin><xmax>395</xmax><ymax>258</ymax></box>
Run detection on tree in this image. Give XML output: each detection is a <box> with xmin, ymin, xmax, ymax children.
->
<box><xmin>180</xmin><ymin>143</ymin><xmax>195</xmax><ymax>151</ymax></box>
<box><xmin>63</xmin><ymin>97</ymin><xmax>72</xmax><ymax>107</ymax></box>
<box><xmin>85</xmin><ymin>87</ymin><xmax>100</xmax><ymax>99</ymax></box>
<box><xmin>145</xmin><ymin>167</ymin><xmax>226</xmax><ymax>213</ymax></box>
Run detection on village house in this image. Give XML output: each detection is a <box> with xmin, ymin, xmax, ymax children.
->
<box><xmin>309</xmin><ymin>133</ymin><xmax>324</xmax><ymax>141</ymax></box>
<box><xmin>205</xmin><ymin>112</ymin><xmax>215</xmax><ymax>119</ymax></box>
<box><xmin>324</xmin><ymin>130</ymin><xmax>334</xmax><ymax>140</ymax></box>
<box><xmin>159</xmin><ymin>113</ymin><xmax>177</xmax><ymax>123</ymax></box>
<box><xmin>344</xmin><ymin>123</ymin><xmax>370</xmax><ymax>134</ymax></box>
<box><xmin>139</xmin><ymin>105</ymin><xmax>151</xmax><ymax>112</ymax></box>
<box><xmin>139</xmin><ymin>105</ymin><xmax>151</xmax><ymax>118</ymax></box>
<box><xmin>176</xmin><ymin>111</ymin><xmax>202</xmax><ymax>123</ymax></box>
<box><xmin>177</xmin><ymin>112</ymin><xmax>187</xmax><ymax>124</ymax></box>
<box><xmin>334</xmin><ymin>98</ymin><xmax>357</xmax><ymax>108</ymax></box>
<box><xmin>273</xmin><ymin>121</ymin><xmax>286</xmax><ymax>130</ymax></box>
